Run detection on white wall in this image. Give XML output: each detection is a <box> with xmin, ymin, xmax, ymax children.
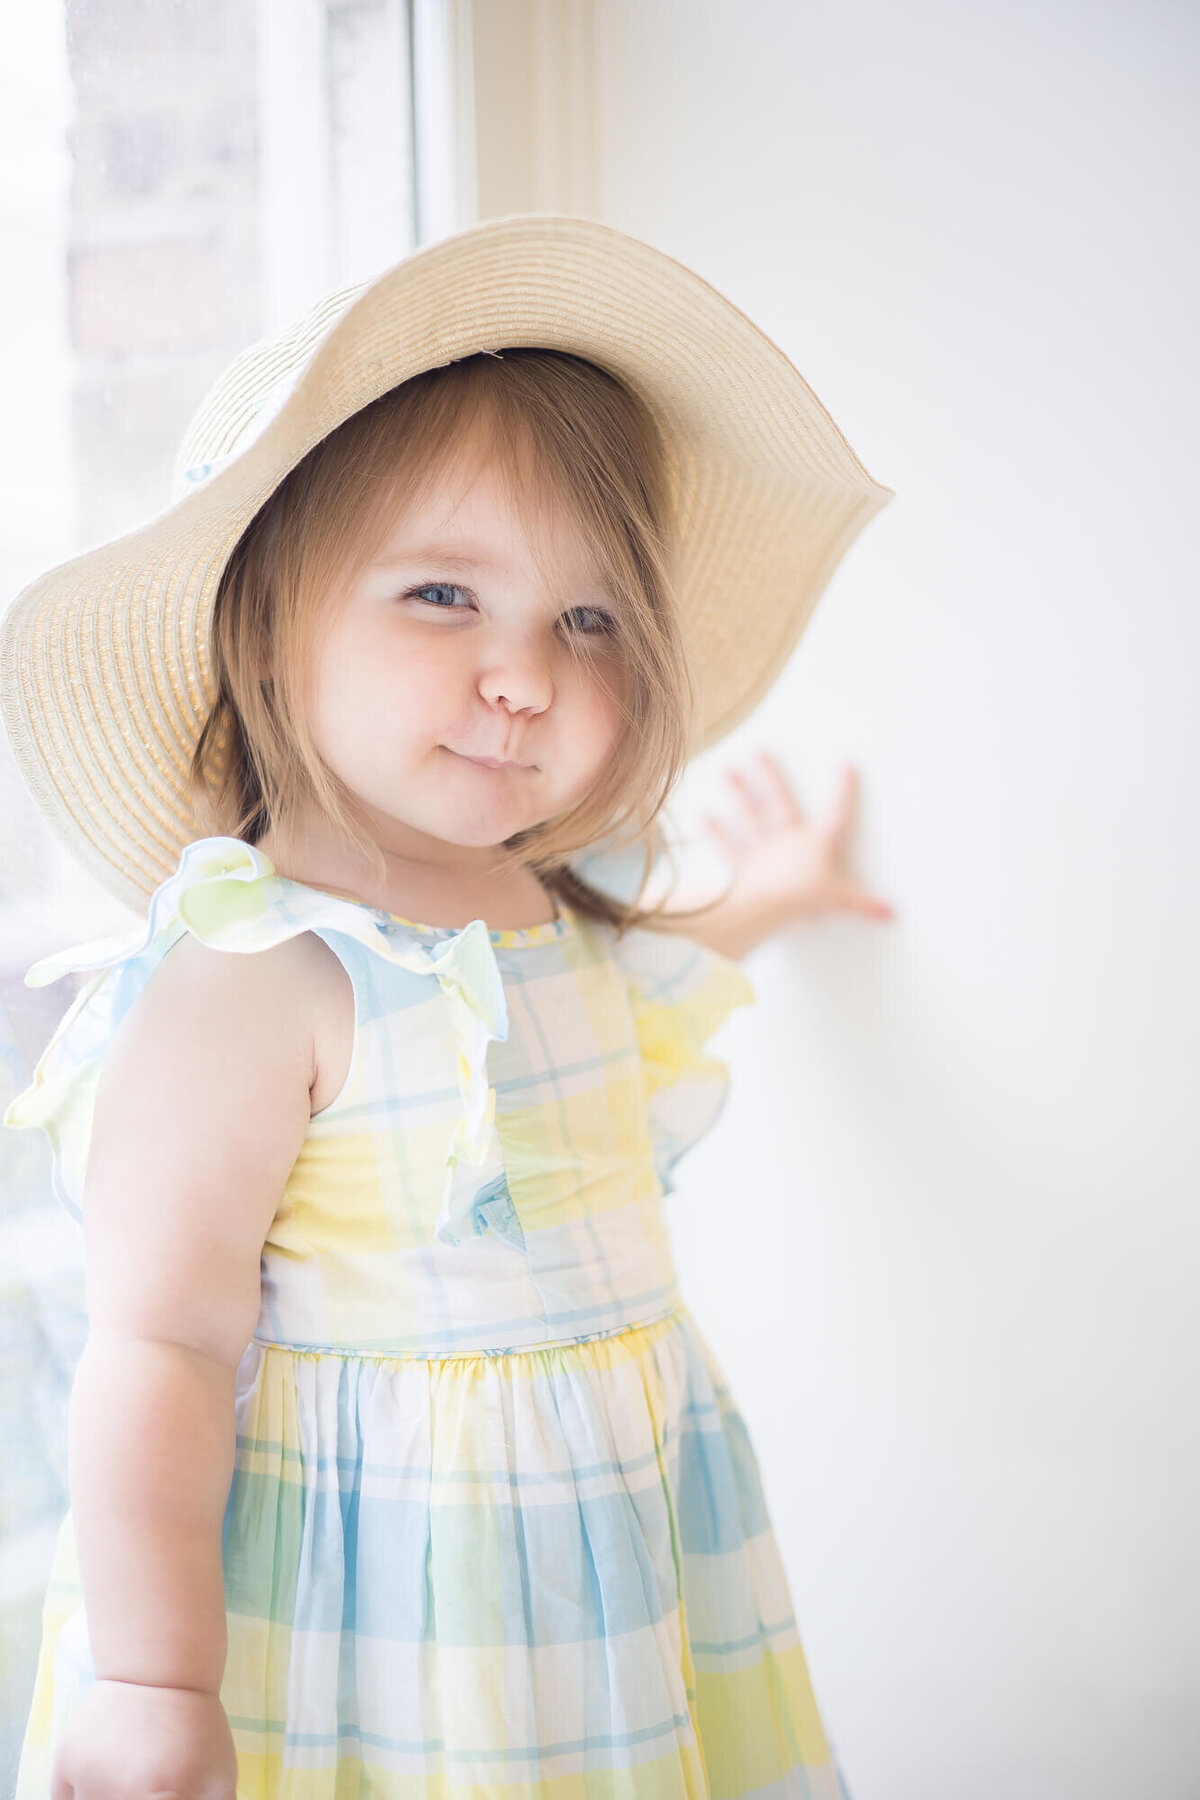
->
<box><xmin>593</xmin><ymin>4</ymin><xmax>1199</xmax><ymax>1797</ymax></box>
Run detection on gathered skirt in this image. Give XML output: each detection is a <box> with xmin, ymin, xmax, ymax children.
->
<box><xmin>17</xmin><ymin>1302</ymin><xmax>850</xmax><ymax>1798</ymax></box>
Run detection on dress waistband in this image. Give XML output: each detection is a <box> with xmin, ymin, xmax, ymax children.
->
<box><xmin>249</xmin><ymin>1300</ymin><xmax>686</xmax><ymax>1363</ymax></box>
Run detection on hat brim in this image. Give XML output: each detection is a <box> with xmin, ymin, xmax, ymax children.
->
<box><xmin>1</xmin><ymin>213</ymin><xmax>893</xmax><ymax>911</ymax></box>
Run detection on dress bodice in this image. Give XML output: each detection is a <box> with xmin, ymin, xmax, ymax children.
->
<box><xmin>4</xmin><ymin>836</ymin><xmax>754</xmax><ymax>1355</ymax></box>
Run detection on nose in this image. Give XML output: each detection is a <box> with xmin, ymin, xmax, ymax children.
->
<box><xmin>476</xmin><ymin>630</ymin><xmax>554</xmax><ymax>717</ymax></box>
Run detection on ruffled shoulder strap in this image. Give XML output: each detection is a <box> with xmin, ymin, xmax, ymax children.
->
<box><xmin>4</xmin><ymin>836</ymin><xmax>507</xmax><ymax>1226</ymax></box>
<box><xmin>609</xmin><ymin>924</ymin><xmax>755</xmax><ymax>1193</ymax></box>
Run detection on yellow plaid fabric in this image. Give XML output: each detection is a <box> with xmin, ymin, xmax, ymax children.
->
<box><xmin>7</xmin><ymin>836</ymin><xmax>852</xmax><ymax>1798</ymax></box>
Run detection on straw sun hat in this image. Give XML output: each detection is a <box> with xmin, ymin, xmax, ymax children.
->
<box><xmin>1</xmin><ymin>213</ymin><xmax>893</xmax><ymax>913</ymax></box>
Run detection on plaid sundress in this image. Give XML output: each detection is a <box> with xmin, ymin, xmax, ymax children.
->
<box><xmin>6</xmin><ymin>834</ymin><xmax>851</xmax><ymax>1798</ymax></box>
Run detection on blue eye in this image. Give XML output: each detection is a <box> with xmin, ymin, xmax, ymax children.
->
<box><xmin>409</xmin><ymin>582</ymin><xmax>474</xmax><ymax>610</ymax></box>
<box><xmin>561</xmin><ymin>605</ymin><xmax>618</xmax><ymax>637</ymax></box>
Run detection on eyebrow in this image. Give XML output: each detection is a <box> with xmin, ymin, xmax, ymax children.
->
<box><xmin>370</xmin><ymin>545</ymin><xmax>502</xmax><ymax>574</ymax></box>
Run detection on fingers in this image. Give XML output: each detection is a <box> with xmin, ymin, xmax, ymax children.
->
<box><xmin>704</xmin><ymin>753</ymin><xmax>878</xmax><ymax>897</ymax></box>
<box><xmin>704</xmin><ymin>810</ymin><xmax>742</xmax><ymax>860</ymax></box>
<box><xmin>727</xmin><ymin>765</ymin><xmax>772</xmax><ymax>831</ymax></box>
<box><xmin>715</xmin><ymin>749</ymin><xmax>803</xmax><ymax>838</ymax></box>
<box><xmin>836</xmin><ymin>878</ymin><xmax>896</xmax><ymax>919</ymax></box>
<box><xmin>754</xmin><ymin>749</ymin><xmax>805</xmax><ymax>827</ymax></box>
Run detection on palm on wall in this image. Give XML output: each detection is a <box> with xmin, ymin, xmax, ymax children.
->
<box><xmin>662</xmin><ymin>751</ymin><xmax>895</xmax><ymax>959</ymax></box>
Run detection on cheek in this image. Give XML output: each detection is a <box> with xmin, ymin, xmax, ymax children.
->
<box><xmin>556</xmin><ymin>660</ymin><xmax>627</xmax><ymax>776</ymax></box>
<box><xmin>310</xmin><ymin>637</ymin><xmax>392</xmax><ymax>757</ymax></box>
<box><xmin>311</xmin><ymin>617</ymin><xmax>466</xmax><ymax>748</ymax></box>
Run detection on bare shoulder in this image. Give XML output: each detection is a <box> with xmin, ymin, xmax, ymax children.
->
<box><xmin>90</xmin><ymin>925</ymin><xmax>356</xmax><ymax>1216</ymax></box>
<box><xmin>130</xmin><ymin>926</ymin><xmax>353</xmax><ymax>1118</ymax></box>
<box><xmin>83</xmin><ymin>926</ymin><xmax>354</xmax><ymax>1360</ymax></box>
<box><xmin>96</xmin><ymin>928</ymin><xmax>323</xmax><ymax>1158</ymax></box>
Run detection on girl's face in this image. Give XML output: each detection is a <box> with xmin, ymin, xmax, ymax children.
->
<box><xmin>305</xmin><ymin>440</ymin><xmax>626</xmax><ymax>862</ymax></box>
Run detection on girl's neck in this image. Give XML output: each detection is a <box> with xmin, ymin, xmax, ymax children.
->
<box><xmin>252</xmin><ymin>817</ymin><xmax>558</xmax><ymax>932</ymax></box>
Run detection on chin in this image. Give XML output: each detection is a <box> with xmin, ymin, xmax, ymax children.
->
<box><xmin>438</xmin><ymin>822</ymin><xmax>519</xmax><ymax>850</ymax></box>
<box><xmin>425</xmin><ymin>768</ymin><xmax>566</xmax><ymax>848</ymax></box>
<box><xmin>411</xmin><ymin>802</ymin><xmax>538</xmax><ymax>849</ymax></box>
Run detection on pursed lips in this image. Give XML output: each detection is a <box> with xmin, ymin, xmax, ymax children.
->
<box><xmin>448</xmin><ymin>750</ymin><xmax>536</xmax><ymax>771</ymax></box>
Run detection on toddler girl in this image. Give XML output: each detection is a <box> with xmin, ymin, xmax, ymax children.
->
<box><xmin>3</xmin><ymin>215</ymin><xmax>893</xmax><ymax>1799</ymax></box>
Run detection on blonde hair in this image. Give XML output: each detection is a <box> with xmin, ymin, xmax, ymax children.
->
<box><xmin>189</xmin><ymin>348</ymin><xmax>691</xmax><ymax>929</ymax></box>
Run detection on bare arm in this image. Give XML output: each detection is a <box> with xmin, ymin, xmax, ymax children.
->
<box><xmin>70</xmin><ymin>930</ymin><xmax>320</xmax><ymax>1694</ymax></box>
<box><xmin>652</xmin><ymin>754</ymin><xmax>895</xmax><ymax>959</ymax></box>
<box><xmin>652</xmin><ymin>882</ymin><xmax>800</xmax><ymax>962</ymax></box>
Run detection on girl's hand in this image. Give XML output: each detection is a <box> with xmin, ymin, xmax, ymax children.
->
<box><xmin>656</xmin><ymin>751</ymin><xmax>894</xmax><ymax>958</ymax></box>
<box><xmin>51</xmin><ymin>1679</ymin><xmax>237</xmax><ymax>1800</ymax></box>
<box><xmin>704</xmin><ymin>751</ymin><xmax>894</xmax><ymax>933</ymax></box>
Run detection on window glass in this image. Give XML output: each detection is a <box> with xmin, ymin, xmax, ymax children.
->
<box><xmin>0</xmin><ymin>0</ymin><xmax>443</xmax><ymax>1758</ymax></box>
